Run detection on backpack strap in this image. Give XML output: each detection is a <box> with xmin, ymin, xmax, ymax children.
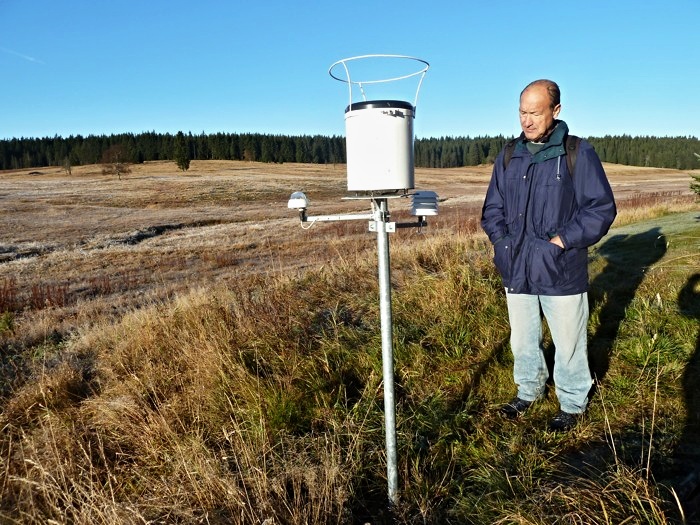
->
<box><xmin>503</xmin><ymin>134</ymin><xmax>582</xmax><ymax>177</ymax></box>
<box><xmin>564</xmin><ymin>134</ymin><xmax>581</xmax><ymax>177</ymax></box>
<box><xmin>502</xmin><ymin>137</ymin><xmax>519</xmax><ymax>170</ymax></box>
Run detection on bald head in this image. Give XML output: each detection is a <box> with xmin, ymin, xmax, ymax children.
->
<box><xmin>521</xmin><ymin>79</ymin><xmax>561</xmax><ymax>109</ymax></box>
<box><xmin>519</xmin><ymin>79</ymin><xmax>562</xmax><ymax>141</ymax></box>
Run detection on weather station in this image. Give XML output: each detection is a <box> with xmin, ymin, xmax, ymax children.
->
<box><xmin>287</xmin><ymin>54</ymin><xmax>437</xmax><ymax>507</ymax></box>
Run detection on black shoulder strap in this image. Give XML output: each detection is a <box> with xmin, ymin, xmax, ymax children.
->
<box><xmin>502</xmin><ymin>138</ymin><xmax>519</xmax><ymax>170</ymax></box>
<box><xmin>503</xmin><ymin>134</ymin><xmax>582</xmax><ymax>177</ymax></box>
<box><xmin>564</xmin><ymin>134</ymin><xmax>581</xmax><ymax>177</ymax></box>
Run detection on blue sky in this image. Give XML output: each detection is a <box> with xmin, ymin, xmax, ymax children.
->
<box><xmin>1</xmin><ymin>0</ymin><xmax>698</xmax><ymax>140</ymax></box>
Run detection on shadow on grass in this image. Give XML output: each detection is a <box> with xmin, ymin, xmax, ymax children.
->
<box><xmin>675</xmin><ymin>272</ymin><xmax>700</xmax><ymax>516</ymax></box>
<box><xmin>587</xmin><ymin>227</ymin><xmax>667</xmax><ymax>385</ymax></box>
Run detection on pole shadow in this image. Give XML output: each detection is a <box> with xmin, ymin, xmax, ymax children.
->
<box><xmin>586</xmin><ymin>227</ymin><xmax>667</xmax><ymax>387</ymax></box>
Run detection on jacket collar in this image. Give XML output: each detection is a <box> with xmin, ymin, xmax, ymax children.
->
<box><xmin>515</xmin><ymin>120</ymin><xmax>569</xmax><ymax>164</ymax></box>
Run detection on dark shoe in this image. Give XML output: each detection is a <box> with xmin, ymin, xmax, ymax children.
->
<box><xmin>499</xmin><ymin>397</ymin><xmax>532</xmax><ymax>419</ymax></box>
<box><xmin>548</xmin><ymin>410</ymin><xmax>580</xmax><ymax>432</ymax></box>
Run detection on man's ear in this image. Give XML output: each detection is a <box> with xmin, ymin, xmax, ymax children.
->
<box><xmin>553</xmin><ymin>104</ymin><xmax>562</xmax><ymax>118</ymax></box>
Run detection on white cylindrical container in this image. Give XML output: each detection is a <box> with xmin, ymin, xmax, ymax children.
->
<box><xmin>344</xmin><ymin>100</ymin><xmax>414</xmax><ymax>192</ymax></box>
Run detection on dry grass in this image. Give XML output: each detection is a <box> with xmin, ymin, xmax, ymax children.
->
<box><xmin>0</xmin><ymin>159</ymin><xmax>695</xmax><ymax>397</ymax></box>
<box><xmin>0</xmin><ymin>160</ymin><xmax>698</xmax><ymax>523</ymax></box>
<box><xmin>0</xmin><ymin>160</ymin><xmax>694</xmax><ymax>316</ymax></box>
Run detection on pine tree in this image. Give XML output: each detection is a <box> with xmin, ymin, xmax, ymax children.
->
<box><xmin>692</xmin><ymin>153</ymin><xmax>700</xmax><ymax>196</ymax></box>
<box><xmin>174</xmin><ymin>131</ymin><xmax>190</xmax><ymax>171</ymax></box>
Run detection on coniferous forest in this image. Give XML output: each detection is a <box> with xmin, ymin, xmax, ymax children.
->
<box><xmin>1</xmin><ymin>131</ymin><xmax>699</xmax><ymax>171</ymax></box>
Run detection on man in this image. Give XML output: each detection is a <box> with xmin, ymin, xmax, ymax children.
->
<box><xmin>481</xmin><ymin>79</ymin><xmax>616</xmax><ymax>431</ymax></box>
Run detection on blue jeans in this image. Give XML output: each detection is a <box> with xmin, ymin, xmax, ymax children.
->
<box><xmin>505</xmin><ymin>291</ymin><xmax>592</xmax><ymax>414</ymax></box>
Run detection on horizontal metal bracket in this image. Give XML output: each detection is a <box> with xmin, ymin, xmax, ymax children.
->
<box><xmin>369</xmin><ymin>221</ymin><xmax>396</xmax><ymax>233</ymax></box>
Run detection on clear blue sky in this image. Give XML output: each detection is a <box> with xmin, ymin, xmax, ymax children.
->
<box><xmin>1</xmin><ymin>0</ymin><xmax>698</xmax><ymax>140</ymax></box>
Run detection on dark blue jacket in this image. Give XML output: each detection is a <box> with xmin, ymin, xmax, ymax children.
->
<box><xmin>481</xmin><ymin>121</ymin><xmax>616</xmax><ymax>295</ymax></box>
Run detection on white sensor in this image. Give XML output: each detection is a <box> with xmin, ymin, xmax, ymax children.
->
<box><xmin>287</xmin><ymin>191</ymin><xmax>309</xmax><ymax>210</ymax></box>
<box><xmin>410</xmin><ymin>190</ymin><xmax>439</xmax><ymax>216</ymax></box>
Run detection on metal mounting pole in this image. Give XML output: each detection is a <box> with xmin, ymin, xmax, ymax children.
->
<box><xmin>291</xmin><ymin>191</ymin><xmax>438</xmax><ymax>507</ymax></box>
<box><xmin>375</xmin><ymin>198</ymin><xmax>399</xmax><ymax>506</ymax></box>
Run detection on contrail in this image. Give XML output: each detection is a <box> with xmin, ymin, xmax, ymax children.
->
<box><xmin>0</xmin><ymin>47</ymin><xmax>45</xmax><ymax>64</ymax></box>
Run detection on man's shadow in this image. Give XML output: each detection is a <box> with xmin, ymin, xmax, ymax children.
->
<box><xmin>586</xmin><ymin>227</ymin><xmax>667</xmax><ymax>386</ymax></box>
<box><xmin>675</xmin><ymin>273</ymin><xmax>700</xmax><ymax>515</ymax></box>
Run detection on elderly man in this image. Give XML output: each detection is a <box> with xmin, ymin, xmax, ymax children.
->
<box><xmin>481</xmin><ymin>79</ymin><xmax>617</xmax><ymax>431</ymax></box>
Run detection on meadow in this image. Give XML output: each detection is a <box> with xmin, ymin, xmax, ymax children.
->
<box><xmin>0</xmin><ymin>160</ymin><xmax>698</xmax><ymax>523</ymax></box>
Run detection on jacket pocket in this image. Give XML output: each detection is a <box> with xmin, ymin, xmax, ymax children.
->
<box><xmin>527</xmin><ymin>238</ymin><xmax>567</xmax><ymax>289</ymax></box>
<box><xmin>493</xmin><ymin>236</ymin><xmax>513</xmax><ymax>282</ymax></box>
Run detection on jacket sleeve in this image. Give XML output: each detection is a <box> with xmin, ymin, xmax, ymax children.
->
<box><xmin>481</xmin><ymin>152</ymin><xmax>508</xmax><ymax>244</ymax></box>
<box><xmin>558</xmin><ymin>142</ymin><xmax>617</xmax><ymax>249</ymax></box>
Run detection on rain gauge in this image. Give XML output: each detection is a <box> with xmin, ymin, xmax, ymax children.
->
<box><xmin>287</xmin><ymin>54</ymin><xmax>437</xmax><ymax>508</ymax></box>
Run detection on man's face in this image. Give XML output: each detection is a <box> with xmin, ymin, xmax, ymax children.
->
<box><xmin>519</xmin><ymin>85</ymin><xmax>561</xmax><ymax>141</ymax></box>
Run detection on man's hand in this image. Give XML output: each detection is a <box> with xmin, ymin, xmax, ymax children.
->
<box><xmin>549</xmin><ymin>235</ymin><xmax>565</xmax><ymax>249</ymax></box>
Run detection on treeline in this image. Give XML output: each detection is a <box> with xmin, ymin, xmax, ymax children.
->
<box><xmin>0</xmin><ymin>132</ymin><xmax>346</xmax><ymax>171</ymax></box>
<box><xmin>1</xmin><ymin>131</ymin><xmax>699</xmax><ymax>171</ymax></box>
<box><xmin>414</xmin><ymin>135</ymin><xmax>700</xmax><ymax>169</ymax></box>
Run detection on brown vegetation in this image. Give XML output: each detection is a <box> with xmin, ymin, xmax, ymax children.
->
<box><xmin>0</xmin><ymin>160</ymin><xmax>697</xmax><ymax>522</ymax></box>
<box><xmin>0</xmin><ymin>160</ymin><xmax>695</xmax><ymax>350</ymax></box>
<box><xmin>0</xmin><ymin>160</ymin><xmax>695</xmax><ymax>373</ymax></box>
<box><xmin>0</xmin><ymin>159</ymin><xmax>694</xmax><ymax>310</ymax></box>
